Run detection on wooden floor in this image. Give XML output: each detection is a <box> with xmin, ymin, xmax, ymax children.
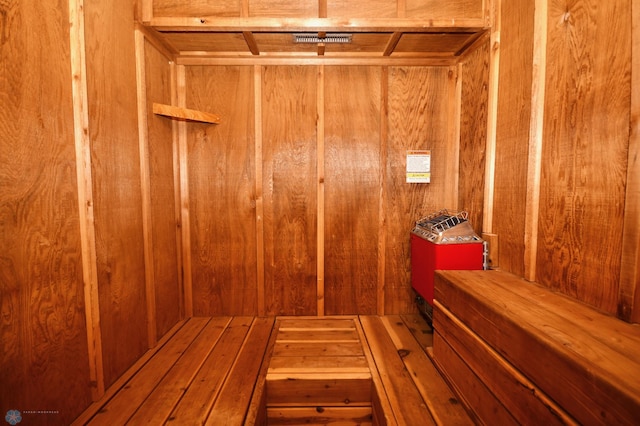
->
<box><xmin>72</xmin><ymin>315</ymin><xmax>473</xmax><ymax>425</ymax></box>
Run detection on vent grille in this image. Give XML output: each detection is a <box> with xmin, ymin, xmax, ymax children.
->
<box><xmin>293</xmin><ymin>33</ymin><xmax>353</xmax><ymax>44</ymax></box>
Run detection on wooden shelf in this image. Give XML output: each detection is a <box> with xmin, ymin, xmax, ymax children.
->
<box><xmin>152</xmin><ymin>103</ymin><xmax>220</xmax><ymax>124</ymax></box>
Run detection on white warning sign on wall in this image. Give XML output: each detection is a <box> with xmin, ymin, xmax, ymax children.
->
<box><xmin>406</xmin><ymin>150</ymin><xmax>431</xmax><ymax>183</ymax></box>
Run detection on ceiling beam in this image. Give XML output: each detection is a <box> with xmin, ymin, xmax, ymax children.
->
<box><xmin>243</xmin><ymin>31</ymin><xmax>260</xmax><ymax>55</ymax></box>
<box><xmin>383</xmin><ymin>32</ymin><xmax>403</xmax><ymax>56</ymax></box>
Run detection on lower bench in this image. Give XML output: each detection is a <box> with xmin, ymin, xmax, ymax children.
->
<box><xmin>431</xmin><ymin>269</ymin><xmax>640</xmax><ymax>425</ymax></box>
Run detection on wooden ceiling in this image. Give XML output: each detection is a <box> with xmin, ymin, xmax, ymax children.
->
<box><xmin>143</xmin><ymin>0</ymin><xmax>490</xmax><ymax>62</ymax></box>
<box><xmin>154</xmin><ymin>28</ymin><xmax>487</xmax><ymax>59</ymax></box>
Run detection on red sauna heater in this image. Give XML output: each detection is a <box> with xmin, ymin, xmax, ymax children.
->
<box><xmin>410</xmin><ymin>210</ymin><xmax>485</xmax><ymax>320</ymax></box>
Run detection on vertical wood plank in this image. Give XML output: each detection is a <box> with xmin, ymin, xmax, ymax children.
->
<box><xmin>397</xmin><ymin>0</ymin><xmax>406</xmax><ymax>18</ymax></box>
<box><xmin>135</xmin><ymin>29</ymin><xmax>157</xmax><ymax>349</ymax></box>
<box><xmin>69</xmin><ymin>0</ymin><xmax>105</xmax><ymax>401</ymax></box>
<box><xmin>140</xmin><ymin>0</ymin><xmax>152</xmax><ymax>22</ymax></box>
<box><xmin>186</xmin><ymin>66</ymin><xmax>257</xmax><ymax>316</ymax></box>
<box><xmin>261</xmin><ymin>66</ymin><xmax>317</xmax><ymax>316</ymax></box>
<box><xmin>171</xmin><ymin>63</ymin><xmax>185</xmax><ymax>320</ymax></box>
<box><xmin>458</xmin><ymin>39</ymin><xmax>490</xmax><ymax>236</ymax></box>
<box><xmin>143</xmin><ymin>38</ymin><xmax>182</xmax><ymax>337</ymax></box>
<box><xmin>177</xmin><ymin>65</ymin><xmax>193</xmax><ymax>317</ymax></box>
<box><xmin>524</xmin><ymin>0</ymin><xmax>546</xmax><ymax>282</ymax></box>
<box><xmin>405</xmin><ymin>0</ymin><xmax>484</xmax><ymax>20</ymax></box>
<box><xmin>491</xmin><ymin>0</ymin><xmax>535</xmax><ymax>276</ymax></box>
<box><xmin>482</xmin><ymin>0</ymin><xmax>500</xmax><ymax>233</ymax></box>
<box><xmin>84</xmin><ymin>0</ymin><xmax>148</xmax><ymax>387</ymax></box>
<box><xmin>536</xmin><ymin>0</ymin><xmax>630</xmax><ymax>313</ymax></box>
<box><xmin>255</xmin><ymin>65</ymin><xmax>265</xmax><ymax>316</ymax></box>
<box><xmin>324</xmin><ymin>66</ymin><xmax>381</xmax><ymax>315</ymax></box>
<box><xmin>619</xmin><ymin>0</ymin><xmax>640</xmax><ymax>322</ymax></box>
<box><xmin>384</xmin><ymin>67</ymin><xmax>451</xmax><ymax>314</ymax></box>
<box><xmin>446</xmin><ymin>64</ymin><xmax>461</xmax><ymax>211</ymax></box>
<box><xmin>377</xmin><ymin>67</ymin><xmax>389</xmax><ymax>315</ymax></box>
<box><xmin>317</xmin><ymin>65</ymin><xmax>326</xmax><ymax>316</ymax></box>
<box><xmin>319</xmin><ymin>0</ymin><xmax>327</xmax><ymax>18</ymax></box>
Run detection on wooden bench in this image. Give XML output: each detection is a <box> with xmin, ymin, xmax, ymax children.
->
<box><xmin>360</xmin><ymin>315</ymin><xmax>473</xmax><ymax>425</ymax></box>
<box><xmin>431</xmin><ymin>270</ymin><xmax>640</xmax><ymax>425</ymax></box>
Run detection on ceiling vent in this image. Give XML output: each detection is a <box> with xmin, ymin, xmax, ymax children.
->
<box><xmin>293</xmin><ymin>33</ymin><xmax>353</xmax><ymax>44</ymax></box>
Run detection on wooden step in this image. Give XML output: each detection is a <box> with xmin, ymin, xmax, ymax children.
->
<box><xmin>266</xmin><ymin>317</ymin><xmax>374</xmax><ymax>424</ymax></box>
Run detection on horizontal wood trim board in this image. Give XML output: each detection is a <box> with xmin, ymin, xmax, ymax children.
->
<box><xmin>175</xmin><ymin>56</ymin><xmax>458</xmax><ymax>66</ymax></box>
<box><xmin>150</xmin><ymin>17</ymin><xmax>487</xmax><ymax>32</ymax></box>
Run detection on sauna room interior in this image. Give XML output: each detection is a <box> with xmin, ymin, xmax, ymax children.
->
<box><xmin>1</xmin><ymin>0</ymin><xmax>639</xmax><ymax>425</ymax></box>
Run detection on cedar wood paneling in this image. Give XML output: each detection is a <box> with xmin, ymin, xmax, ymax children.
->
<box><xmin>492</xmin><ymin>0</ymin><xmax>535</xmax><ymax>277</ymax></box>
<box><xmin>186</xmin><ymin>65</ymin><xmax>258</xmax><ymax>316</ymax></box>
<box><xmin>536</xmin><ymin>0</ymin><xmax>631</xmax><ymax>313</ymax></box>
<box><xmin>84</xmin><ymin>0</ymin><xmax>149</xmax><ymax>388</ymax></box>
<box><xmin>183</xmin><ymin>64</ymin><xmax>457</xmax><ymax>316</ymax></box>
<box><xmin>385</xmin><ymin>66</ymin><xmax>455</xmax><ymax>314</ymax></box>
<box><xmin>143</xmin><ymin>39</ymin><xmax>183</xmax><ymax>338</ymax></box>
<box><xmin>0</xmin><ymin>0</ymin><xmax>93</xmax><ymax>423</ymax></box>
<box><xmin>262</xmin><ymin>65</ymin><xmax>318</xmax><ymax>316</ymax></box>
<box><xmin>458</xmin><ymin>39</ymin><xmax>489</xmax><ymax>237</ymax></box>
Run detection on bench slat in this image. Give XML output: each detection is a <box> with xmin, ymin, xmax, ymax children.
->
<box><xmin>359</xmin><ymin>316</ymin><xmax>436</xmax><ymax>425</ymax></box>
<box><xmin>434</xmin><ymin>302</ymin><xmax>577</xmax><ymax>425</ymax></box>
<box><xmin>380</xmin><ymin>315</ymin><xmax>475</xmax><ymax>426</ymax></box>
<box><xmin>168</xmin><ymin>316</ymin><xmax>253</xmax><ymax>424</ymax></box>
<box><xmin>432</xmin><ymin>330</ymin><xmax>518</xmax><ymax>425</ymax></box>
<box><xmin>205</xmin><ymin>317</ymin><xmax>275</xmax><ymax>425</ymax></box>
<box><xmin>128</xmin><ymin>317</ymin><xmax>232</xmax><ymax>423</ymax></box>
<box><xmin>87</xmin><ymin>317</ymin><xmax>210</xmax><ymax>425</ymax></box>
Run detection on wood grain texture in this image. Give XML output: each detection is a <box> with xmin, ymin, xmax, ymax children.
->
<box><xmin>261</xmin><ymin>66</ymin><xmax>318</xmax><ymax>315</ymax></box>
<box><xmin>249</xmin><ymin>0</ymin><xmax>318</xmax><ymax>18</ymax></box>
<box><xmin>0</xmin><ymin>0</ymin><xmax>92</xmax><ymax>422</ymax></box>
<box><xmin>405</xmin><ymin>0</ymin><xmax>484</xmax><ymax>20</ymax></box>
<box><xmin>87</xmin><ymin>317</ymin><xmax>211</xmax><ymax>425</ymax></box>
<box><xmin>324</xmin><ymin>66</ymin><xmax>381</xmax><ymax>315</ymax></box>
<box><xmin>458</xmin><ymin>38</ymin><xmax>489</xmax><ymax>236</ymax></box>
<box><xmin>167</xmin><ymin>317</ymin><xmax>250</xmax><ymax>424</ymax></box>
<box><xmin>327</xmin><ymin>0</ymin><xmax>397</xmax><ymax>19</ymax></box>
<box><xmin>84</xmin><ymin>0</ymin><xmax>148</xmax><ymax>388</ymax></box>
<box><xmin>185</xmin><ymin>65</ymin><xmax>258</xmax><ymax>316</ymax></box>
<box><xmin>152</xmin><ymin>103</ymin><xmax>221</xmax><ymax>124</ymax></box>
<box><xmin>380</xmin><ymin>316</ymin><xmax>473</xmax><ymax>425</ymax></box>
<box><xmin>144</xmin><ymin>39</ymin><xmax>182</xmax><ymax>338</ymax></box>
<box><xmin>385</xmin><ymin>66</ymin><xmax>451</xmax><ymax>314</ymax></box>
<box><xmin>618</xmin><ymin>0</ymin><xmax>640</xmax><ymax>322</ymax></box>
<box><xmin>491</xmin><ymin>0</ymin><xmax>535</xmax><ymax>276</ymax></box>
<box><xmin>433</xmin><ymin>305</ymin><xmax>574</xmax><ymax>425</ymax></box>
<box><xmin>153</xmin><ymin>0</ymin><xmax>241</xmax><ymax>17</ymax></box>
<box><xmin>431</xmin><ymin>331</ymin><xmax>517</xmax><ymax>426</ymax></box>
<box><xmin>537</xmin><ymin>0</ymin><xmax>630</xmax><ymax>314</ymax></box>
<box><xmin>434</xmin><ymin>270</ymin><xmax>640</xmax><ymax>425</ymax></box>
<box><xmin>359</xmin><ymin>316</ymin><xmax>435</xmax><ymax>425</ymax></box>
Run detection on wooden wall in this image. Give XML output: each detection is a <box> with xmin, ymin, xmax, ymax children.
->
<box><xmin>458</xmin><ymin>38</ymin><xmax>490</xmax><ymax>237</ymax></box>
<box><xmin>489</xmin><ymin>0</ymin><xmax>638</xmax><ymax>319</ymax></box>
<box><xmin>0</xmin><ymin>0</ymin><xmax>92</xmax><ymax>423</ymax></box>
<box><xmin>140</xmin><ymin>36</ymin><xmax>183</xmax><ymax>340</ymax></box>
<box><xmin>3</xmin><ymin>0</ymin><xmax>638</xmax><ymax>423</ymax></box>
<box><xmin>84</xmin><ymin>0</ymin><xmax>149</xmax><ymax>389</ymax></box>
<box><xmin>182</xmin><ymin>64</ymin><xmax>461</xmax><ymax>316</ymax></box>
<box><xmin>1</xmin><ymin>0</ymin><xmax>185</xmax><ymax>422</ymax></box>
<box><xmin>491</xmin><ymin>0</ymin><xmax>534</xmax><ymax>277</ymax></box>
